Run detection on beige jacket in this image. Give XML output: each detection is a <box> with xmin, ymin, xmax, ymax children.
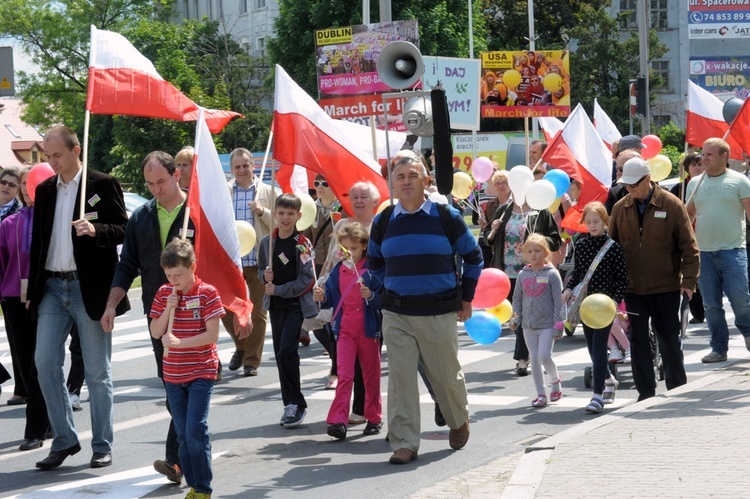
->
<box><xmin>227</xmin><ymin>178</ymin><xmax>273</xmax><ymax>263</ymax></box>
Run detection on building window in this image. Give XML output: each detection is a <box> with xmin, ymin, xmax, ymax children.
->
<box><xmin>651</xmin><ymin>0</ymin><xmax>668</xmax><ymax>29</ymax></box>
<box><xmin>218</xmin><ymin>0</ymin><xmax>223</xmax><ymax>18</ymax></box>
<box><xmin>652</xmin><ymin>60</ymin><xmax>670</xmax><ymax>92</ymax></box>
<box><xmin>255</xmin><ymin>0</ymin><xmax>266</xmax><ymax>8</ymax></box>
<box><xmin>619</xmin><ymin>0</ymin><xmax>637</xmax><ymax>29</ymax></box>
<box><xmin>240</xmin><ymin>0</ymin><xmax>247</xmax><ymax>14</ymax></box>
<box><xmin>257</xmin><ymin>37</ymin><xmax>266</xmax><ymax>58</ymax></box>
<box><xmin>32</xmin><ymin>150</ymin><xmax>38</xmax><ymax>162</ymax></box>
<box><xmin>653</xmin><ymin>115</ymin><xmax>670</xmax><ymax>128</ymax></box>
<box><xmin>183</xmin><ymin>0</ymin><xmax>189</xmax><ymax>18</ymax></box>
<box><xmin>4</xmin><ymin>124</ymin><xmax>20</xmax><ymax>138</ymax></box>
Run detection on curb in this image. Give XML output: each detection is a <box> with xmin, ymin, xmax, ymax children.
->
<box><xmin>500</xmin><ymin>368</ymin><xmax>736</xmax><ymax>498</ymax></box>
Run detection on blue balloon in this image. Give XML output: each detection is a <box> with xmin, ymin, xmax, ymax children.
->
<box><xmin>544</xmin><ymin>169</ymin><xmax>571</xmax><ymax>198</ymax></box>
<box><xmin>465</xmin><ymin>311</ymin><xmax>502</xmax><ymax>345</ymax></box>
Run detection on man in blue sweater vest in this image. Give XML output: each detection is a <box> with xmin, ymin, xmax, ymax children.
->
<box><xmin>368</xmin><ymin>155</ymin><xmax>483</xmax><ymax>465</ymax></box>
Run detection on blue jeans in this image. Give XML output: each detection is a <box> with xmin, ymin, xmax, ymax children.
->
<box><xmin>699</xmin><ymin>249</ymin><xmax>750</xmax><ymax>355</ymax></box>
<box><xmin>165</xmin><ymin>378</ymin><xmax>214</xmax><ymax>494</ymax></box>
<box><xmin>34</xmin><ymin>278</ymin><xmax>113</xmax><ymax>453</ymax></box>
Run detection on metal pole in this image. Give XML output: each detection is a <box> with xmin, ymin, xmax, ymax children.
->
<box><xmin>379</xmin><ymin>0</ymin><xmax>391</xmax><ymax>22</ymax></box>
<box><xmin>363</xmin><ymin>0</ymin><xmax>369</xmax><ymax>24</ymax></box>
<box><xmin>528</xmin><ymin>0</ymin><xmax>539</xmax><ymax>139</ymax></box>
<box><xmin>637</xmin><ymin>0</ymin><xmax>650</xmax><ymax>135</ymax></box>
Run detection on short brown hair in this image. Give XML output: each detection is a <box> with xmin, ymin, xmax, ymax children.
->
<box><xmin>160</xmin><ymin>239</ymin><xmax>196</xmax><ymax>269</ymax></box>
<box><xmin>580</xmin><ymin>201</ymin><xmax>609</xmax><ymax>226</ymax></box>
<box><xmin>338</xmin><ymin>221</ymin><xmax>369</xmax><ymax>247</ymax></box>
<box><xmin>44</xmin><ymin>125</ymin><xmax>80</xmax><ymax>150</ymax></box>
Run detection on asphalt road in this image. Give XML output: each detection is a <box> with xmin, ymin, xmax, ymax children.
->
<box><xmin>0</xmin><ymin>288</ymin><xmax>731</xmax><ymax>498</ymax></box>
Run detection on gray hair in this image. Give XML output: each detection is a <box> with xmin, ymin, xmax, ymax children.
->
<box><xmin>350</xmin><ymin>181</ymin><xmax>381</xmax><ymax>204</ymax></box>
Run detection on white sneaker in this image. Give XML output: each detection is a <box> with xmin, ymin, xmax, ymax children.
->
<box><xmin>622</xmin><ymin>350</ymin><xmax>632</xmax><ymax>364</ymax></box>
<box><xmin>70</xmin><ymin>393</ymin><xmax>82</xmax><ymax>412</ymax></box>
<box><xmin>608</xmin><ymin>349</ymin><xmax>624</xmax><ymax>363</ymax></box>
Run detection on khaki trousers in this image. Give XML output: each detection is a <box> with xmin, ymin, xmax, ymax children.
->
<box><xmin>221</xmin><ymin>265</ymin><xmax>268</xmax><ymax>369</ymax></box>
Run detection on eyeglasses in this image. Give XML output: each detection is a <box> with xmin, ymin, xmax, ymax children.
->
<box><xmin>313</xmin><ymin>180</ymin><xmax>329</xmax><ymax>188</ymax></box>
<box><xmin>0</xmin><ymin>179</ymin><xmax>19</xmax><ymax>189</ymax></box>
<box><xmin>625</xmin><ymin>176</ymin><xmax>648</xmax><ymax>189</ymax></box>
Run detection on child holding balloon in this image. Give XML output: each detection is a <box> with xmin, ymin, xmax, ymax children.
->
<box><xmin>562</xmin><ymin>202</ymin><xmax>628</xmax><ymax>414</ymax></box>
<box><xmin>510</xmin><ymin>234</ymin><xmax>563</xmax><ymax>408</ymax></box>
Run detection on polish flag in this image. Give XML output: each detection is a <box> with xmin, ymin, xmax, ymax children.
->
<box><xmin>686</xmin><ymin>81</ymin><xmax>744</xmax><ymax>159</ymax></box>
<box><xmin>188</xmin><ymin>109</ymin><xmax>252</xmax><ymax>326</ymax></box>
<box><xmin>541</xmin><ymin>104</ymin><xmax>611</xmax><ymax>232</ymax></box>
<box><xmin>728</xmin><ymin>97</ymin><xmax>750</xmax><ymax>158</ymax></box>
<box><xmin>593</xmin><ymin>99</ymin><xmax>622</xmax><ymax>150</ymax></box>
<box><xmin>272</xmin><ymin>65</ymin><xmax>390</xmax><ymax>215</ymax></box>
<box><xmin>538</xmin><ymin>117</ymin><xmax>565</xmax><ymax>143</ymax></box>
<box><xmin>86</xmin><ymin>25</ymin><xmax>241</xmax><ymax>133</ymax></box>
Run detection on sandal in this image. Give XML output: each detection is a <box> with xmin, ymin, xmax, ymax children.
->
<box><xmin>549</xmin><ymin>376</ymin><xmax>563</xmax><ymax>402</ymax></box>
<box><xmin>603</xmin><ymin>377</ymin><xmax>619</xmax><ymax>405</ymax></box>
<box><xmin>585</xmin><ymin>398</ymin><xmax>604</xmax><ymax>414</ymax></box>
<box><xmin>531</xmin><ymin>395</ymin><xmax>547</xmax><ymax>408</ymax></box>
<box><xmin>516</xmin><ymin>361</ymin><xmax>529</xmax><ymax>377</ymax></box>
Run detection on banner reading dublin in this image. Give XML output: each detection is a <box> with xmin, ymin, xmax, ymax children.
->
<box><xmin>314</xmin><ymin>20</ymin><xmax>419</xmax><ymax>130</ymax></box>
<box><xmin>479</xmin><ymin>50</ymin><xmax>571</xmax><ymax>119</ymax></box>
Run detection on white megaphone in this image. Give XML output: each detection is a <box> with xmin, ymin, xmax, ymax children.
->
<box><xmin>377</xmin><ymin>41</ymin><xmax>424</xmax><ymax>90</ymax></box>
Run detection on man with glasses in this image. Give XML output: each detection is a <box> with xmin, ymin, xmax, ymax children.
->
<box><xmin>609</xmin><ymin>157</ymin><xmax>699</xmax><ymax>401</ymax></box>
<box><xmin>222</xmin><ymin>147</ymin><xmax>272</xmax><ymax>377</ymax></box>
<box><xmin>686</xmin><ymin>138</ymin><xmax>750</xmax><ymax>364</ymax></box>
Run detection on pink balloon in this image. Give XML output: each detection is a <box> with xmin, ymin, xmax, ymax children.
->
<box><xmin>473</xmin><ymin>268</ymin><xmax>511</xmax><ymax>309</ymax></box>
<box><xmin>26</xmin><ymin>163</ymin><xmax>55</xmax><ymax>203</ymax></box>
<box><xmin>641</xmin><ymin>135</ymin><xmax>662</xmax><ymax>160</ymax></box>
<box><xmin>471</xmin><ymin>156</ymin><xmax>494</xmax><ymax>183</ymax></box>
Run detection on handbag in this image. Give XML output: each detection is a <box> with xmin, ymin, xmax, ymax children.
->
<box><xmin>566</xmin><ymin>238</ymin><xmax>615</xmax><ymax>326</ymax></box>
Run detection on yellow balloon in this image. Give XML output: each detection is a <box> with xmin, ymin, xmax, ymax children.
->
<box><xmin>543</xmin><ymin>73</ymin><xmax>563</xmax><ymax>93</ymax></box>
<box><xmin>452</xmin><ymin>171</ymin><xmax>473</xmax><ymax>200</ymax></box>
<box><xmin>377</xmin><ymin>200</ymin><xmax>392</xmax><ymax>214</ymax></box>
<box><xmin>502</xmin><ymin>69</ymin><xmax>522</xmax><ymax>89</ymax></box>
<box><xmin>235</xmin><ymin>220</ymin><xmax>257</xmax><ymax>256</ymax></box>
<box><xmin>296</xmin><ymin>192</ymin><xmax>317</xmax><ymax>231</ymax></box>
<box><xmin>488</xmin><ymin>299</ymin><xmax>513</xmax><ymax>323</ymax></box>
<box><xmin>548</xmin><ymin>196</ymin><xmax>562</xmax><ymax>214</ymax></box>
<box><xmin>580</xmin><ymin>293</ymin><xmax>617</xmax><ymax>329</ymax></box>
<box><xmin>648</xmin><ymin>154</ymin><xmax>673</xmax><ymax>182</ymax></box>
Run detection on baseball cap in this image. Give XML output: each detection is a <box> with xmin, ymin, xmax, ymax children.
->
<box><xmin>617</xmin><ymin>157</ymin><xmax>651</xmax><ymax>185</ymax></box>
<box><xmin>619</xmin><ymin>134</ymin><xmax>644</xmax><ymax>152</ymax></box>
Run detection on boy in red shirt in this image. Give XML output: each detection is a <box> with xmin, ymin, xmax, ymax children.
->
<box><xmin>150</xmin><ymin>240</ymin><xmax>225</xmax><ymax>499</ymax></box>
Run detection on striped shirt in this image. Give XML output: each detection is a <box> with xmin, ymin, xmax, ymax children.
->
<box><xmin>233</xmin><ymin>183</ymin><xmax>257</xmax><ymax>266</ymax></box>
<box><xmin>368</xmin><ymin>199</ymin><xmax>483</xmax><ymax>305</ymax></box>
<box><xmin>150</xmin><ymin>277</ymin><xmax>226</xmax><ymax>384</ymax></box>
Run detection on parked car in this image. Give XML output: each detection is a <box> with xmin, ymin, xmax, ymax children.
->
<box><xmin>123</xmin><ymin>192</ymin><xmax>148</xmax><ymax>217</ymax></box>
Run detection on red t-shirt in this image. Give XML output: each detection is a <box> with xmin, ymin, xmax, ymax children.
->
<box><xmin>150</xmin><ymin>277</ymin><xmax>226</xmax><ymax>384</ymax></box>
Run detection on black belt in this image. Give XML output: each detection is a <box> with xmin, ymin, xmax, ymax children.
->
<box><xmin>48</xmin><ymin>270</ymin><xmax>79</xmax><ymax>281</ymax></box>
<box><xmin>381</xmin><ymin>292</ymin><xmax>461</xmax><ymax>312</ymax></box>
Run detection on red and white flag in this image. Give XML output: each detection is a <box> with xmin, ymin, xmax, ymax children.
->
<box><xmin>593</xmin><ymin>99</ymin><xmax>622</xmax><ymax>150</ymax></box>
<box><xmin>86</xmin><ymin>25</ymin><xmax>241</xmax><ymax>133</ymax></box>
<box><xmin>729</xmin><ymin>97</ymin><xmax>750</xmax><ymax>158</ymax></box>
<box><xmin>686</xmin><ymin>81</ymin><xmax>744</xmax><ymax>159</ymax></box>
<box><xmin>272</xmin><ymin>65</ymin><xmax>390</xmax><ymax>215</ymax></box>
<box><xmin>542</xmin><ymin>104</ymin><xmax>611</xmax><ymax>232</ymax></box>
<box><xmin>188</xmin><ymin>109</ymin><xmax>252</xmax><ymax>326</ymax></box>
<box><xmin>538</xmin><ymin>117</ymin><xmax>565</xmax><ymax>143</ymax></box>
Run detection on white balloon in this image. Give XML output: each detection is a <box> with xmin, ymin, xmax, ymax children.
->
<box><xmin>525</xmin><ymin>179</ymin><xmax>557</xmax><ymax>210</ymax></box>
<box><xmin>507</xmin><ymin>166</ymin><xmax>534</xmax><ymax>206</ymax></box>
<box><xmin>296</xmin><ymin>192</ymin><xmax>317</xmax><ymax>231</ymax></box>
<box><xmin>428</xmin><ymin>191</ymin><xmax>449</xmax><ymax>205</ymax></box>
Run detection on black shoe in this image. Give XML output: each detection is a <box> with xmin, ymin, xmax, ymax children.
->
<box><xmin>20</xmin><ymin>438</ymin><xmax>44</xmax><ymax>451</ymax></box>
<box><xmin>7</xmin><ymin>395</ymin><xmax>26</xmax><ymax>406</ymax></box>
<box><xmin>689</xmin><ymin>317</ymin><xmax>704</xmax><ymax>324</ymax></box>
<box><xmin>326</xmin><ymin>423</ymin><xmax>347</xmax><ymax>440</ymax></box>
<box><xmin>434</xmin><ymin>404</ymin><xmax>446</xmax><ymax>427</ymax></box>
<box><xmin>36</xmin><ymin>443</ymin><xmax>81</xmax><ymax>470</ymax></box>
<box><xmin>363</xmin><ymin>421</ymin><xmax>383</xmax><ymax>436</ymax></box>
<box><xmin>228</xmin><ymin>350</ymin><xmax>245</xmax><ymax>371</ymax></box>
<box><xmin>90</xmin><ymin>452</ymin><xmax>112</xmax><ymax>468</ymax></box>
<box><xmin>516</xmin><ymin>362</ymin><xmax>529</xmax><ymax>377</ymax></box>
<box><xmin>243</xmin><ymin>366</ymin><xmax>258</xmax><ymax>377</ymax></box>
<box><xmin>153</xmin><ymin>459</ymin><xmax>183</xmax><ymax>484</ymax></box>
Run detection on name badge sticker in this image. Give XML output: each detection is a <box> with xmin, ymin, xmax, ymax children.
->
<box><xmin>537</xmin><ymin>277</ymin><xmax>549</xmax><ymax>284</ymax></box>
<box><xmin>179</xmin><ymin>228</ymin><xmax>195</xmax><ymax>238</ymax></box>
<box><xmin>654</xmin><ymin>211</ymin><xmax>667</xmax><ymax>219</ymax></box>
<box><xmin>88</xmin><ymin>194</ymin><xmax>101</xmax><ymax>207</ymax></box>
<box><xmin>186</xmin><ymin>298</ymin><xmax>201</xmax><ymax>309</ymax></box>
<box><xmin>84</xmin><ymin>211</ymin><xmax>98</xmax><ymax>221</ymax></box>
<box><xmin>279</xmin><ymin>253</ymin><xmax>290</xmax><ymax>265</ymax></box>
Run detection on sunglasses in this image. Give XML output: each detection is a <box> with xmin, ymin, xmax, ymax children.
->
<box><xmin>313</xmin><ymin>180</ymin><xmax>329</xmax><ymax>188</ymax></box>
<box><xmin>625</xmin><ymin>176</ymin><xmax>648</xmax><ymax>189</ymax></box>
<box><xmin>0</xmin><ymin>179</ymin><xmax>19</xmax><ymax>189</ymax></box>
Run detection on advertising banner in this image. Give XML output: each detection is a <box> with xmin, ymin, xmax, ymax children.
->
<box><xmin>690</xmin><ymin>56</ymin><xmax>750</xmax><ymax>99</ymax></box>
<box><xmin>688</xmin><ymin>1</ymin><xmax>750</xmax><ymax>39</ymax></box>
<box><xmin>315</xmin><ymin>20</ymin><xmax>419</xmax><ymax>130</ymax></box>
<box><xmin>479</xmin><ymin>50</ymin><xmax>570</xmax><ymax>119</ymax></box>
<box><xmin>423</xmin><ymin>56</ymin><xmax>481</xmax><ymax>131</ymax></box>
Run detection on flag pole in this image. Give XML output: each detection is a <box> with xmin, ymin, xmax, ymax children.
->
<box><xmin>686</xmin><ymin>129</ymin><xmax>731</xmax><ymax>207</ymax></box>
<box><xmin>79</xmin><ymin>110</ymin><xmax>91</xmax><ymax>220</ymax></box>
<box><xmin>269</xmin><ymin>152</ymin><xmax>277</xmax><ymax>273</ymax></box>
<box><xmin>259</xmin><ymin>130</ymin><xmax>274</xmax><ymax>183</ymax></box>
<box><xmin>163</xmin><ymin>207</ymin><xmax>191</xmax><ymax>359</ymax></box>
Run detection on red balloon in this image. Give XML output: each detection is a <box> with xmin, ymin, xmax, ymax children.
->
<box><xmin>641</xmin><ymin>135</ymin><xmax>662</xmax><ymax>160</ymax></box>
<box><xmin>473</xmin><ymin>268</ymin><xmax>511</xmax><ymax>309</ymax></box>
<box><xmin>26</xmin><ymin>163</ymin><xmax>55</xmax><ymax>203</ymax></box>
